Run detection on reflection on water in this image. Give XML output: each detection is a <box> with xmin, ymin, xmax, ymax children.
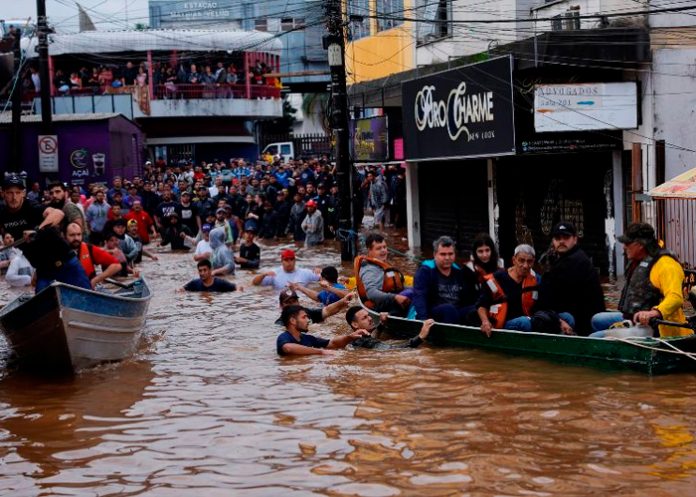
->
<box><xmin>1</xmin><ymin>240</ymin><xmax>696</xmax><ymax>496</ymax></box>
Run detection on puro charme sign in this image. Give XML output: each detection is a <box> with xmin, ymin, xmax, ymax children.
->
<box><xmin>402</xmin><ymin>56</ymin><xmax>515</xmax><ymax>161</ymax></box>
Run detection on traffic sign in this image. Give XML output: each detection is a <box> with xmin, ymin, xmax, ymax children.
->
<box><xmin>38</xmin><ymin>135</ymin><xmax>59</xmax><ymax>172</ymax></box>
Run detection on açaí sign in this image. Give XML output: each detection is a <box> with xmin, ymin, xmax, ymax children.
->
<box><xmin>402</xmin><ymin>55</ymin><xmax>516</xmax><ymax>161</ymax></box>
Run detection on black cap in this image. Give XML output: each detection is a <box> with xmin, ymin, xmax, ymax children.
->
<box><xmin>279</xmin><ymin>288</ymin><xmax>299</xmax><ymax>304</ymax></box>
<box><xmin>617</xmin><ymin>223</ymin><xmax>656</xmax><ymax>245</ymax></box>
<box><xmin>551</xmin><ymin>221</ymin><xmax>577</xmax><ymax>237</ymax></box>
<box><xmin>2</xmin><ymin>175</ymin><xmax>25</xmax><ymax>189</ymax></box>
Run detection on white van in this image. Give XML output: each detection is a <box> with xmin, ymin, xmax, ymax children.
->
<box><xmin>262</xmin><ymin>142</ymin><xmax>294</xmax><ymax>163</ymax></box>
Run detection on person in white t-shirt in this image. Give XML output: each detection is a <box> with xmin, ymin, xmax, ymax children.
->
<box><xmin>193</xmin><ymin>223</ymin><xmax>213</xmax><ymax>262</ymax></box>
<box><xmin>251</xmin><ymin>249</ymin><xmax>320</xmax><ymax>291</ymax></box>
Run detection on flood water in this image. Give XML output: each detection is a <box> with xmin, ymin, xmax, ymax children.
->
<box><xmin>1</xmin><ymin>240</ymin><xmax>696</xmax><ymax>496</ymax></box>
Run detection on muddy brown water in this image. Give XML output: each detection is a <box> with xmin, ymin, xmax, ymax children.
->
<box><xmin>1</xmin><ymin>240</ymin><xmax>696</xmax><ymax>496</ymax></box>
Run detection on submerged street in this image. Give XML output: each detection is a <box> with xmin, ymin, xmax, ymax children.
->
<box><xmin>1</xmin><ymin>240</ymin><xmax>696</xmax><ymax>496</ymax></box>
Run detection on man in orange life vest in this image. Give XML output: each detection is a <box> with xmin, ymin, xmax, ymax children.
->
<box><xmin>65</xmin><ymin>222</ymin><xmax>122</xmax><ymax>289</ymax></box>
<box><xmin>354</xmin><ymin>232</ymin><xmax>410</xmax><ymax>316</ymax></box>
<box><xmin>476</xmin><ymin>244</ymin><xmax>574</xmax><ymax>336</ymax></box>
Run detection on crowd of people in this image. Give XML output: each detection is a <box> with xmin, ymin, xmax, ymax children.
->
<box><xmin>19</xmin><ymin>57</ymin><xmax>277</xmax><ymax>98</ymax></box>
<box><xmin>0</xmin><ymin>153</ymin><xmax>692</xmax><ymax>358</ymax></box>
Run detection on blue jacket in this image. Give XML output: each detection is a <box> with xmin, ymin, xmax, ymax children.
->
<box><xmin>413</xmin><ymin>260</ymin><xmax>478</xmax><ymax>320</ymax></box>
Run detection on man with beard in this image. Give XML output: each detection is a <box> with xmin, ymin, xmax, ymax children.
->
<box><xmin>48</xmin><ymin>181</ymin><xmax>85</xmax><ymax>229</ymax></box>
<box><xmin>537</xmin><ymin>222</ymin><xmax>605</xmax><ymax>335</ymax></box>
<box><xmin>154</xmin><ymin>189</ymin><xmax>178</xmax><ymax>235</ymax></box>
<box><xmin>0</xmin><ymin>175</ymin><xmax>65</xmax><ymax>240</ymax></box>
<box><xmin>65</xmin><ymin>222</ymin><xmax>121</xmax><ymax>289</ymax></box>
<box><xmin>177</xmin><ymin>190</ymin><xmax>201</xmax><ymax>235</ymax></box>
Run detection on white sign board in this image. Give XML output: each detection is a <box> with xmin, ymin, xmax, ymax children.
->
<box><xmin>534</xmin><ymin>82</ymin><xmax>638</xmax><ymax>133</ymax></box>
<box><xmin>38</xmin><ymin>135</ymin><xmax>59</xmax><ymax>173</ymax></box>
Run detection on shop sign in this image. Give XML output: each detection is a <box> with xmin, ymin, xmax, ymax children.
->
<box><xmin>352</xmin><ymin>116</ymin><xmax>389</xmax><ymax>161</ymax></box>
<box><xmin>70</xmin><ymin>148</ymin><xmax>91</xmax><ymax>185</ymax></box>
<box><xmin>534</xmin><ymin>82</ymin><xmax>638</xmax><ymax>132</ymax></box>
<box><xmin>38</xmin><ymin>135</ymin><xmax>59</xmax><ymax>173</ymax></box>
<box><xmin>402</xmin><ymin>55</ymin><xmax>516</xmax><ymax>161</ymax></box>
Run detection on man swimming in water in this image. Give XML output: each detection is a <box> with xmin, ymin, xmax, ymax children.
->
<box><xmin>345</xmin><ymin>306</ymin><xmax>435</xmax><ymax>350</ymax></box>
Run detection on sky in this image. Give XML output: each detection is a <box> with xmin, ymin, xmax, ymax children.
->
<box><xmin>2</xmin><ymin>0</ymin><xmax>151</xmax><ymax>33</ymax></box>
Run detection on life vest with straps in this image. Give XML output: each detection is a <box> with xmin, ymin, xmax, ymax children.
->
<box><xmin>619</xmin><ymin>250</ymin><xmax>679</xmax><ymax>317</ymax></box>
<box><xmin>484</xmin><ymin>271</ymin><xmax>538</xmax><ymax>328</ymax></box>
<box><xmin>353</xmin><ymin>255</ymin><xmax>405</xmax><ymax>309</ymax></box>
<box><xmin>78</xmin><ymin>242</ymin><xmax>97</xmax><ymax>279</ymax></box>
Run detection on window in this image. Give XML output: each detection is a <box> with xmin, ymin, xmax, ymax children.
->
<box><xmin>347</xmin><ymin>0</ymin><xmax>370</xmax><ymax>41</ymax></box>
<box><xmin>281</xmin><ymin>18</ymin><xmax>293</xmax><ymax>32</ymax></box>
<box><xmin>377</xmin><ymin>0</ymin><xmax>404</xmax><ymax>32</ymax></box>
<box><xmin>280</xmin><ymin>144</ymin><xmax>292</xmax><ymax>155</ymax></box>
<box><xmin>255</xmin><ymin>19</ymin><xmax>267</xmax><ymax>32</ymax></box>
<box><xmin>551</xmin><ymin>7</ymin><xmax>581</xmax><ymax>31</ymax></box>
<box><xmin>416</xmin><ymin>0</ymin><xmax>450</xmax><ymax>44</ymax></box>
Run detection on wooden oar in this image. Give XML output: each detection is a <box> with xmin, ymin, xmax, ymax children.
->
<box><xmin>0</xmin><ymin>238</ymin><xmax>26</xmax><ymax>253</ymax></box>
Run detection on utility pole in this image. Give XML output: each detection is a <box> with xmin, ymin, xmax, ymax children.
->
<box><xmin>324</xmin><ymin>0</ymin><xmax>356</xmax><ymax>261</ymax></box>
<box><xmin>10</xmin><ymin>28</ymin><xmax>22</xmax><ymax>172</ymax></box>
<box><xmin>37</xmin><ymin>0</ymin><xmax>52</xmax><ymax>133</ymax></box>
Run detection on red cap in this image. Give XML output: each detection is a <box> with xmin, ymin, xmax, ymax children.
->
<box><xmin>280</xmin><ymin>249</ymin><xmax>296</xmax><ymax>260</ymax></box>
<box><xmin>306</xmin><ymin>199</ymin><xmax>317</xmax><ymax>207</ymax></box>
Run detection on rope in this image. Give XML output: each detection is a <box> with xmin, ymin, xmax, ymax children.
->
<box><xmin>609</xmin><ymin>336</ymin><xmax>696</xmax><ymax>362</ymax></box>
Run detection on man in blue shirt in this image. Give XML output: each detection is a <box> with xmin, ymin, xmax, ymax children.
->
<box><xmin>182</xmin><ymin>259</ymin><xmax>238</xmax><ymax>292</ymax></box>
<box><xmin>276</xmin><ymin>304</ymin><xmax>368</xmax><ymax>356</ymax></box>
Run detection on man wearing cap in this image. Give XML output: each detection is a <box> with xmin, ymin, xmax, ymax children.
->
<box><xmin>251</xmin><ymin>249</ymin><xmax>320</xmax><ymax>291</ymax></box>
<box><xmin>301</xmin><ymin>199</ymin><xmax>324</xmax><ymax>247</ymax></box>
<box><xmin>0</xmin><ymin>175</ymin><xmax>65</xmax><ymax>240</ymax></box>
<box><xmin>590</xmin><ymin>222</ymin><xmax>691</xmax><ymax>338</ymax></box>
<box><xmin>124</xmin><ymin>200</ymin><xmax>156</xmax><ymax>244</ymax></box>
<box><xmin>274</xmin><ymin>287</ymin><xmax>353</xmax><ymax>327</ymax></box>
<box><xmin>536</xmin><ymin>222</ymin><xmax>606</xmax><ymax>334</ymax></box>
<box><xmin>193</xmin><ymin>223</ymin><xmax>213</xmax><ymax>262</ymax></box>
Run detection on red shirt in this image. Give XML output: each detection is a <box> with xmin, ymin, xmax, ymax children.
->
<box><xmin>124</xmin><ymin>210</ymin><xmax>154</xmax><ymax>243</ymax></box>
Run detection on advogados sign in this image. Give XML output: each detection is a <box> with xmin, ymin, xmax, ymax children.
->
<box><xmin>402</xmin><ymin>55</ymin><xmax>516</xmax><ymax>161</ymax></box>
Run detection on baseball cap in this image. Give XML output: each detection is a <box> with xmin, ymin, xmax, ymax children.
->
<box><xmin>280</xmin><ymin>249</ymin><xmax>296</xmax><ymax>260</ymax></box>
<box><xmin>181</xmin><ymin>190</ymin><xmax>191</xmax><ymax>196</ymax></box>
<box><xmin>306</xmin><ymin>199</ymin><xmax>317</xmax><ymax>208</ymax></box>
<box><xmin>551</xmin><ymin>221</ymin><xmax>577</xmax><ymax>237</ymax></box>
<box><xmin>127</xmin><ymin>219</ymin><xmax>138</xmax><ymax>228</ymax></box>
<box><xmin>216</xmin><ymin>207</ymin><xmax>226</xmax><ymax>214</ymax></box>
<box><xmin>3</xmin><ymin>175</ymin><xmax>25</xmax><ymax>189</ymax></box>
<box><xmin>617</xmin><ymin>223</ymin><xmax>656</xmax><ymax>245</ymax></box>
<box><xmin>279</xmin><ymin>288</ymin><xmax>299</xmax><ymax>304</ymax></box>
<box><xmin>201</xmin><ymin>223</ymin><xmax>212</xmax><ymax>232</ymax></box>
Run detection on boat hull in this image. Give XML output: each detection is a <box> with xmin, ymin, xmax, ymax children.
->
<box><xmin>0</xmin><ymin>280</ymin><xmax>151</xmax><ymax>373</ymax></box>
<box><xmin>367</xmin><ymin>308</ymin><xmax>696</xmax><ymax>375</ymax></box>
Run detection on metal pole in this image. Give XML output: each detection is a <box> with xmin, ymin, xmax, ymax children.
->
<box><xmin>10</xmin><ymin>28</ymin><xmax>22</xmax><ymax>172</ymax></box>
<box><xmin>325</xmin><ymin>0</ymin><xmax>356</xmax><ymax>261</ymax></box>
<box><xmin>37</xmin><ymin>0</ymin><xmax>52</xmax><ymax>133</ymax></box>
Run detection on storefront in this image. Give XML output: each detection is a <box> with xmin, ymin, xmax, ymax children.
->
<box><xmin>401</xmin><ymin>56</ymin><xmax>516</xmax><ymax>255</ymax></box>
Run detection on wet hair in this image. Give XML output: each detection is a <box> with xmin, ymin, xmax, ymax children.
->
<box><xmin>197</xmin><ymin>259</ymin><xmax>212</xmax><ymax>269</ymax></box>
<box><xmin>433</xmin><ymin>235</ymin><xmax>455</xmax><ymax>253</ymax></box>
<box><xmin>320</xmin><ymin>266</ymin><xmax>338</xmax><ymax>283</ymax></box>
<box><xmin>345</xmin><ymin>305</ymin><xmax>364</xmax><ymax>326</ymax></box>
<box><xmin>281</xmin><ymin>304</ymin><xmax>305</xmax><ymax>327</ymax></box>
<box><xmin>365</xmin><ymin>232</ymin><xmax>385</xmax><ymax>250</ymax></box>
<box><xmin>472</xmin><ymin>233</ymin><xmax>500</xmax><ymax>273</ymax></box>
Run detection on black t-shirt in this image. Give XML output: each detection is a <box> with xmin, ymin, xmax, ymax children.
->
<box><xmin>239</xmin><ymin>242</ymin><xmax>260</xmax><ymax>268</ymax></box>
<box><xmin>184</xmin><ymin>277</ymin><xmax>237</xmax><ymax>292</ymax></box>
<box><xmin>0</xmin><ymin>201</ymin><xmax>46</xmax><ymax>240</ymax></box>
<box><xmin>155</xmin><ymin>201</ymin><xmax>178</xmax><ymax>223</ymax></box>
<box><xmin>177</xmin><ymin>202</ymin><xmax>199</xmax><ymax>232</ymax></box>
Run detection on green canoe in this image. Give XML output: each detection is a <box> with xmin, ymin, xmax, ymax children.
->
<box><xmin>366</xmin><ymin>308</ymin><xmax>696</xmax><ymax>375</ymax></box>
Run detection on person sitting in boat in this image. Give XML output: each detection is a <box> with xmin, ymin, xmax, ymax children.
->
<box><xmin>251</xmin><ymin>249</ymin><xmax>320</xmax><ymax>291</ymax></box>
<box><xmin>274</xmin><ymin>287</ymin><xmax>353</xmax><ymax>327</ymax></box>
<box><xmin>345</xmin><ymin>306</ymin><xmax>435</xmax><ymax>350</ymax></box>
<box><xmin>466</xmin><ymin>233</ymin><xmax>504</xmax><ymax>288</ymax></box>
<box><xmin>181</xmin><ymin>259</ymin><xmax>238</xmax><ymax>293</ymax></box>
<box><xmin>65</xmin><ymin>222</ymin><xmax>122</xmax><ymax>289</ymax></box>
<box><xmin>413</xmin><ymin>236</ymin><xmax>478</xmax><ymax>324</ymax></box>
<box><xmin>590</xmin><ymin>223</ymin><xmax>691</xmax><ymax>338</ymax></box>
<box><xmin>475</xmin><ymin>244</ymin><xmax>574</xmax><ymax>336</ymax></box>
<box><xmin>536</xmin><ymin>222</ymin><xmax>605</xmax><ymax>335</ymax></box>
<box><xmin>354</xmin><ymin>232</ymin><xmax>410</xmax><ymax>316</ymax></box>
<box><xmin>276</xmin><ymin>304</ymin><xmax>369</xmax><ymax>356</ymax></box>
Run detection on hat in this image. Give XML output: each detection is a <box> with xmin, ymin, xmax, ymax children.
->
<box><xmin>551</xmin><ymin>221</ymin><xmax>577</xmax><ymax>237</ymax></box>
<box><xmin>127</xmin><ymin>219</ymin><xmax>138</xmax><ymax>228</ymax></box>
<box><xmin>168</xmin><ymin>211</ymin><xmax>179</xmax><ymax>218</ymax></box>
<box><xmin>279</xmin><ymin>288</ymin><xmax>299</xmax><ymax>304</ymax></box>
<box><xmin>317</xmin><ymin>182</ymin><xmax>326</xmax><ymax>189</ymax></box>
<box><xmin>113</xmin><ymin>218</ymin><xmax>127</xmax><ymax>227</ymax></box>
<box><xmin>216</xmin><ymin>207</ymin><xmax>226</xmax><ymax>214</ymax></box>
<box><xmin>306</xmin><ymin>199</ymin><xmax>317</xmax><ymax>208</ymax></box>
<box><xmin>145</xmin><ymin>160</ymin><xmax>152</xmax><ymax>165</ymax></box>
<box><xmin>617</xmin><ymin>223</ymin><xmax>656</xmax><ymax>245</ymax></box>
<box><xmin>280</xmin><ymin>249</ymin><xmax>296</xmax><ymax>260</ymax></box>
<box><xmin>181</xmin><ymin>190</ymin><xmax>191</xmax><ymax>196</ymax></box>
<box><xmin>2</xmin><ymin>175</ymin><xmax>25</xmax><ymax>189</ymax></box>
<box><xmin>201</xmin><ymin>223</ymin><xmax>212</xmax><ymax>232</ymax></box>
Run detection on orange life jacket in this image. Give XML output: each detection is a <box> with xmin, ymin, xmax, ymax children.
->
<box><xmin>484</xmin><ymin>271</ymin><xmax>538</xmax><ymax>328</ymax></box>
<box><xmin>353</xmin><ymin>255</ymin><xmax>405</xmax><ymax>309</ymax></box>
<box><xmin>78</xmin><ymin>242</ymin><xmax>97</xmax><ymax>279</ymax></box>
